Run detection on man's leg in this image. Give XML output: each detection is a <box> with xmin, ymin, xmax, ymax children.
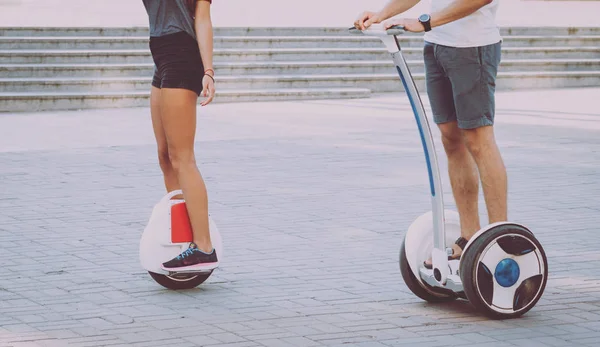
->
<box><xmin>439</xmin><ymin>122</ymin><xmax>482</xmax><ymax>243</ymax></box>
<box><xmin>423</xmin><ymin>42</ymin><xmax>479</xmax><ymax>266</ymax></box>
<box><xmin>463</xmin><ymin>126</ymin><xmax>508</xmax><ymax>223</ymax></box>
<box><xmin>443</xmin><ymin>41</ymin><xmax>506</xmax><ymax>225</ymax></box>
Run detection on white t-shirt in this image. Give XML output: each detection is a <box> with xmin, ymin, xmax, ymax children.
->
<box><xmin>423</xmin><ymin>0</ymin><xmax>502</xmax><ymax>47</ymax></box>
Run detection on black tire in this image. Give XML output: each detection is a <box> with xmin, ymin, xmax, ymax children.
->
<box><xmin>459</xmin><ymin>224</ymin><xmax>548</xmax><ymax>319</ymax></box>
<box><xmin>399</xmin><ymin>240</ymin><xmax>457</xmax><ymax>303</ymax></box>
<box><xmin>148</xmin><ymin>271</ymin><xmax>212</xmax><ymax>290</ymax></box>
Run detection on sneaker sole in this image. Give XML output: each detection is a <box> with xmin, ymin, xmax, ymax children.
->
<box><xmin>161</xmin><ymin>262</ymin><xmax>219</xmax><ymax>273</ymax></box>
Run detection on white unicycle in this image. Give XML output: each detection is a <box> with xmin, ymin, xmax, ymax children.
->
<box><xmin>139</xmin><ymin>190</ymin><xmax>223</xmax><ymax>290</ymax></box>
<box><xmin>350</xmin><ymin>25</ymin><xmax>548</xmax><ymax>319</ymax></box>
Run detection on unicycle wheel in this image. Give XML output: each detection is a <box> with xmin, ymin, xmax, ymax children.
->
<box><xmin>459</xmin><ymin>223</ymin><xmax>548</xmax><ymax>319</ymax></box>
<box><xmin>148</xmin><ymin>271</ymin><xmax>213</xmax><ymax>290</ymax></box>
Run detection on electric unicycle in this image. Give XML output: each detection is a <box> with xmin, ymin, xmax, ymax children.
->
<box><xmin>139</xmin><ymin>190</ymin><xmax>223</xmax><ymax>290</ymax></box>
<box><xmin>349</xmin><ymin>25</ymin><xmax>548</xmax><ymax>319</ymax></box>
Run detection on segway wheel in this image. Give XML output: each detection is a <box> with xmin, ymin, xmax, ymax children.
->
<box><xmin>400</xmin><ymin>241</ymin><xmax>457</xmax><ymax>302</ymax></box>
<box><xmin>148</xmin><ymin>271</ymin><xmax>213</xmax><ymax>290</ymax></box>
<box><xmin>459</xmin><ymin>224</ymin><xmax>548</xmax><ymax>319</ymax></box>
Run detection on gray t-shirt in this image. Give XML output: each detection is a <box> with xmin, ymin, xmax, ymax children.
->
<box><xmin>142</xmin><ymin>0</ymin><xmax>200</xmax><ymax>40</ymax></box>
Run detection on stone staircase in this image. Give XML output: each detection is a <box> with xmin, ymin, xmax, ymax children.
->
<box><xmin>0</xmin><ymin>26</ymin><xmax>599</xmax><ymax>112</ymax></box>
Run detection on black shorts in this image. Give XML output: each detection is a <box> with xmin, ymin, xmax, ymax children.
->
<box><xmin>149</xmin><ymin>31</ymin><xmax>205</xmax><ymax>96</ymax></box>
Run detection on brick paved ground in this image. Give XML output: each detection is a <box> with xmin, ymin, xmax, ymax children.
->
<box><xmin>1</xmin><ymin>87</ymin><xmax>600</xmax><ymax>347</ymax></box>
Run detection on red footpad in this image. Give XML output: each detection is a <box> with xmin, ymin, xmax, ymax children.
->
<box><xmin>171</xmin><ymin>202</ymin><xmax>193</xmax><ymax>243</ymax></box>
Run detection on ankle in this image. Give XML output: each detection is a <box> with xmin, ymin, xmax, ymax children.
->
<box><xmin>461</xmin><ymin>224</ymin><xmax>480</xmax><ymax>241</ymax></box>
<box><xmin>489</xmin><ymin>215</ymin><xmax>508</xmax><ymax>224</ymax></box>
<box><xmin>192</xmin><ymin>241</ymin><xmax>213</xmax><ymax>253</ymax></box>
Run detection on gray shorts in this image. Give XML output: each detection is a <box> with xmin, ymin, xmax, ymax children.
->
<box><xmin>423</xmin><ymin>41</ymin><xmax>502</xmax><ymax>129</ymax></box>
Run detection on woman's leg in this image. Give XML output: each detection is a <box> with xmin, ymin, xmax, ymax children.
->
<box><xmin>157</xmin><ymin>87</ymin><xmax>217</xmax><ymax>271</ymax></box>
<box><xmin>150</xmin><ymin>86</ymin><xmax>182</xmax><ymax>197</ymax></box>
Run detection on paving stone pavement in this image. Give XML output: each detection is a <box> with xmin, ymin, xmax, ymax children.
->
<box><xmin>1</xmin><ymin>88</ymin><xmax>600</xmax><ymax>347</ymax></box>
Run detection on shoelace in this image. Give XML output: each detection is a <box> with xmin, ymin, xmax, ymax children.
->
<box><xmin>177</xmin><ymin>247</ymin><xmax>196</xmax><ymax>260</ymax></box>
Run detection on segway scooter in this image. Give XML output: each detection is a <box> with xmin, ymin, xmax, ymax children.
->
<box><xmin>139</xmin><ymin>190</ymin><xmax>223</xmax><ymax>290</ymax></box>
<box><xmin>349</xmin><ymin>24</ymin><xmax>548</xmax><ymax>319</ymax></box>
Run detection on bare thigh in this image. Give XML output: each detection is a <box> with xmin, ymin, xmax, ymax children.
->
<box><xmin>150</xmin><ymin>86</ymin><xmax>168</xmax><ymax>158</ymax></box>
<box><xmin>159</xmin><ymin>88</ymin><xmax>198</xmax><ymax>160</ymax></box>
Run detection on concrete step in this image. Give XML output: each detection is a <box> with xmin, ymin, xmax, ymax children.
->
<box><xmin>2</xmin><ymin>26</ymin><xmax>600</xmax><ymax>37</ymax></box>
<box><xmin>3</xmin><ymin>59</ymin><xmax>600</xmax><ymax>79</ymax></box>
<box><xmin>1</xmin><ymin>35</ymin><xmax>599</xmax><ymax>50</ymax></box>
<box><xmin>202</xmin><ymin>35</ymin><xmax>600</xmax><ymax>49</ymax></box>
<box><xmin>0</xmin><ymin>27</ymin><xmax>151</xmax><ymax>37</ymax></box>
<box><xmin>224</xmin><ymin>71</ymin><xmax>600</xmax><ymax>92</ymax></box>
<box><xmin>0</xmin><ymin>25</ymin><xmax>597</xmax><ymax>113</ymax></box>
<box><xmin>1</xmin><ymin>63</ymin><xmax>157</xmax><ymax>78</ymax></box>
<box><xmin>2</xmin><ymin>70</ymin><xmax>597</xmax><ymax>112</ymax></box>
<box><xmin>2</xmin><ymin>46</ymin><xmax>598</xmax><ymax>64</ymax></box>
<box><xmin>3</xmin><ymin>71</ymin><xmax>599</xmax><ymax>93</ymax></box>
<box><xmin>0</xmin><ymin>87</ymin><xmax>371</xmax><ymax>112</ymax></box>
<box><xmin>2</xmin><ymin>59</ymin><xmax>599</xmax><ymax>78</ymax></box>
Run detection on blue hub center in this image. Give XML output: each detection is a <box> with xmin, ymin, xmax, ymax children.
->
<box><xmin>494</xmin><ymin>258</ymin><xmax>520</xmax><ymax>287</ymax></box>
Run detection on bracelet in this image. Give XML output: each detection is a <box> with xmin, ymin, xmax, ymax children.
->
<box><xmin>204</xmin><ymin>73</ymin><xmax>215</xmax><ymax>82</ymax></box>
<box><xmin>204</xmin><ymin>69</ymin><xmax>215</xmax><ymax>76</ymax></box>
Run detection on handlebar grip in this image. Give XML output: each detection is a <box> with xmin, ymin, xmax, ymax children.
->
<box><xmin>348</xmin><ymin>27</ymin><xmax>363</xmax><ymax>35</ymax></box>
<box><xmin>347</xmin><ymin>25</ymin><xmax>405</xmax><ymax>36</ymax></box>
<box><xmin>386</xmin><ymin>25</ymin><xmax>405</xmax><ymax>36</ymax></box>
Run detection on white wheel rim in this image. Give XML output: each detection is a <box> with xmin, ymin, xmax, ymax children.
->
<box><xmin>475</xmin><ymin>233</ymin><xmax>546</xmax><ymax>315</ymax></box>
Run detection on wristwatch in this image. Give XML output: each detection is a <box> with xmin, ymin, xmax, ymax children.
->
<box><xmin>418</xmin><ymin>14</ymin><xmax>432</xmax><ymax>32</ymax></box>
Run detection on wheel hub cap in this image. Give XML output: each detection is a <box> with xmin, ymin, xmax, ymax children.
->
<box><xmin>495</xmin><ymin>258</ymin><xmax>520</xmax><ymax>287</ymax></box>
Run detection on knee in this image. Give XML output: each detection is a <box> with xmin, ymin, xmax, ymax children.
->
<box><xmin>439</xmin><ymin>124</ymin><xmax>464</xmax><ymax>155</ymax></box>
<box><xmin>157</xmin><ymin>147</ymin><xmax>172</xmax><ymax>172</ymax></box>
<box><xmin>441</xmin><ymin>134</ymin><xmax>464</xmax><ymax>155</ymax></box>
<box><xmin>462</xmin><ymin>126</ymin><xmax>494</xmax><ymax>158</ymax></box>
<box><xmin>167</xmin><ymin>149</ymin><xmax>196</xmax><ymax>173</ymax></box>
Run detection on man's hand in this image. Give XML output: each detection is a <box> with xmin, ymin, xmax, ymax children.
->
<box><xmin>383</xmin><ymin>17</ymin><xmax>424</xmax><ymax>33</ymax></box>
<box><xmin>354</xmin><ymin>0</ymin><xmax>422</xmax><ymax>30</ymax></box>
<box><xmin>354</xmin><ymin>11</ymin><xmax>382</xmax><ymax>30</ymax></box>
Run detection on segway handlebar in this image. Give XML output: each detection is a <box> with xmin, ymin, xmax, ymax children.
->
<box><xmin>348</xmin><ymin>23</ymin><xmax>405</xmax><ymax>37</ymax></box>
